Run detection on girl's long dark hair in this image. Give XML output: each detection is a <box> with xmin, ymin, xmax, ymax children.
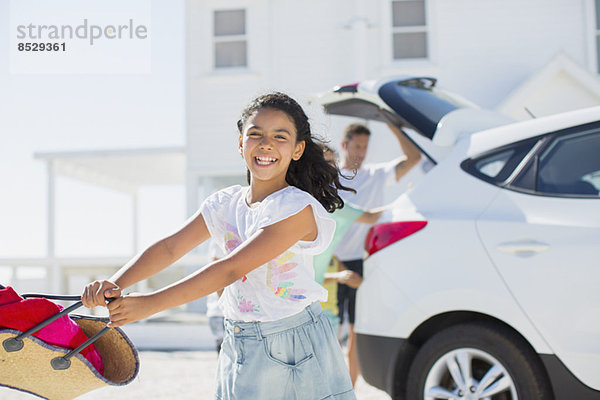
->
<box><xmin>237</xmin><ymin>92</ymin><xmax>354</xmax><ymax>213</ymax></box>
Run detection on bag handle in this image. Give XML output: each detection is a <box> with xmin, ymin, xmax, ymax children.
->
<box><xmin>1</xmin><ymin>290</ymin><xmax>116</xmax><ymax>371</ymax></box>
<box><xmin>3</xmin><ymin>300</ymin><xmax>85</xmax><ymax>352</ymax></box>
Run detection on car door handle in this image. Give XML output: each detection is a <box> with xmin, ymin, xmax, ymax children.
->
<box><xmin>497</xmin><ymin>240</ymin><xmax>549</xmax><ymax>257</ymax></box>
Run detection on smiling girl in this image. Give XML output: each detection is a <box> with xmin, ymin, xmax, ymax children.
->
<box><xmin>82</xmin><ymin>92</ymin><xmax>356</xmax><ymax>399</ymax></box>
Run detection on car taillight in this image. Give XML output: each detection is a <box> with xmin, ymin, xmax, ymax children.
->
<box><xmin>364</xmin><ymin>221</ymin><xmax>427</xmax><ymax>257</ymax></box>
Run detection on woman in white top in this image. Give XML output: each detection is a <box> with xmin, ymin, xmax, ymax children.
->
<box><xmin>82</xmin><ymin>92</ymin><xmax>356</xmax><ymax>399</ymax></box>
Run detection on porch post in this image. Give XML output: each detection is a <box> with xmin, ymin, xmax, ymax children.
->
<box><xmin>131</xmin><ymin>189</ymin><xmax>149</xmax><ymax>293</ymax></box>
<box><xmin>47</xmin><ymin>160</ymin><xmax>60</xmax><ymax>293</ymax></box>
<box><xmin>132</xmin><ymin>190</ymin><xmax>139</xmax><ymax>255</ymax></box>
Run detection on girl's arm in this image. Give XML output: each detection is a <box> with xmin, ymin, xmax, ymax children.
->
<box><xmin>82</xmin><ymin>209</ymin><xmax>211</xmax><ymax>308</ymax></box>
<box><xmin>105</xmin><ymin>205</ymin><xmax>317</xmax><ymax>327</ymax></box>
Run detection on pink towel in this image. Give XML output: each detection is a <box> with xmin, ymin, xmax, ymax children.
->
<box><xmin>0</xmin><ymin>286</ymin><xmax>104</xmax><ymax>375</ymax></box>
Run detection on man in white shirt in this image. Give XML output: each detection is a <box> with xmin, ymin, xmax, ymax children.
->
<box><xmin>335</xmin><ymin>122</ymin><xmax>421</xmax><ymax>386</ymax></box>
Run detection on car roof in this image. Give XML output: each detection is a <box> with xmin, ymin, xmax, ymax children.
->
<box><xmin>466</xmin><ymin>105</ymin><xmax>600</xmax><ymax>157</ymax></box>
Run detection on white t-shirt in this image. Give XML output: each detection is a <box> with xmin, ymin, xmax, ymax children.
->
<box><xmin>335</xmin><ymin>160</ymin><xmax>397</xmax><ymax>261</ymax></box>
<box><xmin>200</xmin><ymin>185</ymin><xmax>335</xmax><ymax>322</ymax></box>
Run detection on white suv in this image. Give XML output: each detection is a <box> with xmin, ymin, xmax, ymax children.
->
<box><xmin>314</xmin><ymin>77</ymin><xmax>600</xmax><ymax>400</ymax></box>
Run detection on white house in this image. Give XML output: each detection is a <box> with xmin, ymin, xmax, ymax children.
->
<box><xmin>11</xmin><ymin>0</ymin><xmax>600</xmax><ymax>299</ymax></box>
<box><xmin>184</xmin><ymin>0</ymin><xmax>600</xmax><ymax>214</ymax></box>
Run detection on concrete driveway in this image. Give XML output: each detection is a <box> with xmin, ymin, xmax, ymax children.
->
<box><xmin>0</xmin><ymin>350</ymin><xmax>391</xmax><ymax>399</ymax></box>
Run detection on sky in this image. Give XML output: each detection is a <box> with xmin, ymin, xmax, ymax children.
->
<box><xmin>0</xmin><ymin>0</ymin><xmax>187</xmax><ymax>258</ymax></box>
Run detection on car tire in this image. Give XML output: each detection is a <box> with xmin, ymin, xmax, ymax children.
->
<box><xmin>405</xmin><ymin>321</ymin><xmax>552</xmax><ymax>400</ymax></box>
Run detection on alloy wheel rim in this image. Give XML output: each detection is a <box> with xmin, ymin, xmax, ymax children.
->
<box><xmin>423</xmin><ymin>347</ymin><xmax>518</xmax><ymax>400</ymax></box>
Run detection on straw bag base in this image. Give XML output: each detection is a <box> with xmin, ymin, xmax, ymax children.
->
<box><xmin>0</xmin><ymin>317</ymin><xmax>139</xmax><ymax>400</ymax></box>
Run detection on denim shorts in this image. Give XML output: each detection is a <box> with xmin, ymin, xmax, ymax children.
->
<box><xmin>215</xmin><ymin>302</ymin><xmax>355</xmax><ymax>400</ymax></box>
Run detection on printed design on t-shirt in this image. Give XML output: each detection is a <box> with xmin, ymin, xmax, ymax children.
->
<box><xmin>223</xmin><ymin>223</ymin><xmax>248</xmax><ymax>282</ymax></box>
<box><xmin>237</xmin><ymin>290</ymin><xmax>260</xmax><ymax>313</ymax></box>
<box><xmin>224</xmin><ymin>222</ymin><xmax>242</xmax><ymax>252</ymax></box>
<box><xmin>266</xmin><ymin>251</ymin><xmax>307</xmax><ymax>301</ymax></box>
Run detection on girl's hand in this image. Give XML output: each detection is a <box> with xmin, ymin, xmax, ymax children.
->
<box><xmin>82</xmin><ymin>280</ymin><xmax>122</xmax><ymax>308</ymax></box>
<box><xmin>106</xmin><ymin>293</ymin><xmax>159</xmax><ymax>328</ymax></box>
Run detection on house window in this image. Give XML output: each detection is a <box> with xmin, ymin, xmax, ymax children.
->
<box><xmin>214</xmin><ymin>9</ymin><xmax>247</xmax><ymax>69</ymax></box>
<box><xmin>391</xmin><ymin>0</ymin><xmax>427</xmax><ymax>59</ymax></box>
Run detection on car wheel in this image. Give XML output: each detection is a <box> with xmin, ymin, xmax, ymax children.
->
<box><xmin>406</xmin><ymin>322</ymin><xmax>552</xmax><ymax>400</ymax></box>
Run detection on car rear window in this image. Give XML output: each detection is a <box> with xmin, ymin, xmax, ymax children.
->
<box><xmin>523</xmin><ymin>129</ymin><xmax>600</xmax><ymax>197</ymax></box>
<box><xmin>481</xmin><ymin>122</ymin><xmax>600</xmax><ymax>198</ymax></box>
<box><xmin>461</xmin><ymin>139</ymin><xmax>538</xmax><ymax>185</ymax></box>
<box><xmin>473</xmin><ymin>149</ymin><xmax>516</xmax><ymax>179</ymax></box>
